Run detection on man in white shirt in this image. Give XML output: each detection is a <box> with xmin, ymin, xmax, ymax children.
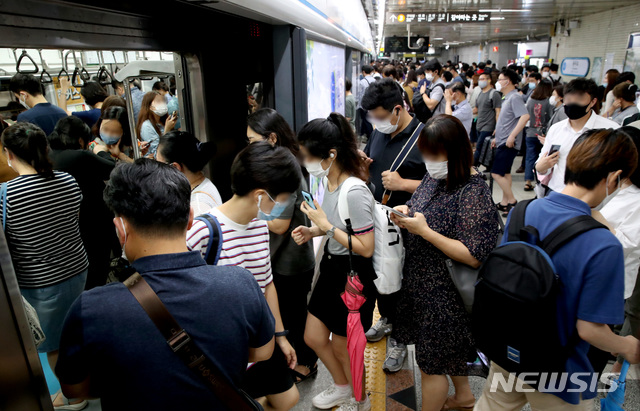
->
<box><xmin>444</xmin><ymin>82</ymin><xmax>473</xmax><ymax>135</ymax></box>
<box><xmin>536</xmin><ymin>78</ymin><xmax>619</xmax><ymax>195</ymax></box>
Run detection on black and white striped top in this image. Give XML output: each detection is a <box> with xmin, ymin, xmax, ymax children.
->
<box><xmin>3</xmin><ymin>172</ymin><xmax>88</xmax><ymax>288</ymax></box>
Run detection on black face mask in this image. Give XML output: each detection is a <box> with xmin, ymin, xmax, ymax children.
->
<box><xmin>564</xmin><ymin>102</ymin><xmax>592</xmax><ymax>120</ymax></box>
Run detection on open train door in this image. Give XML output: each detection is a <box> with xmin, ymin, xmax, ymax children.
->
<box><xmin>0</xmin><ymin>228</ymin><xmax>53</xmax><ymax>411</ymax></box>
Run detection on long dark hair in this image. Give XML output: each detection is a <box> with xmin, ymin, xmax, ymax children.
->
<box><xmin>403</xmin><ymin>69</ymin><xmax>418</xmax><ymax>87</ymax></box>
<box><xmin>604</xmin><ymin>69</ymin><xmax>620</xmax><ymax>97</ymax></box>
<box><xmin>2</xmin><ymin>122</ymin><xmax>53</xmax><ymax>178</ymax></box>
<box><xmin>158</xmin><ymin>131</ymin><xmax>216</xmax><ymax>173</ymax></box>
<box><xmin>136</xmin><ymin>91</ymin><xmax>163</xmax><ymax>140</ymax></box>
<box><xmin>418</xmin><ymin>115</ymin><xmax>473</xmax><ymax>191</ymax></box>
<box><xmin>297</xmin><ymin>113</ymin><xmax>368</xmax><ymax>182</ymax></box>
<box><xmin>48</xmin><ymin>116</ymin><xmax>92</xmax><ymax>150</ymax></box>
<box><xmin>100</xmin><ymin>106</ymin><xmax>132</xmax><ymax>150</ymax></box>
<box><xmin>531</xmin><ymin>79</ymin><xmax>553</xmax><ymax>100</ymax></box>
<box><xmin>247</xmin><ymin>108</ymin><xmax>300</xmax><ymax>160</ymax></box>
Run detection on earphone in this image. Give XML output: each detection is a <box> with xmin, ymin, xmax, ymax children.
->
<box><xmin>330</xmin><ymin>153</ymin><xmax>335</xmax><ymax>158</ymax></box>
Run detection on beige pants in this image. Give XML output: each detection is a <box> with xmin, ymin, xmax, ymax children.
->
<box><xmin>474</xmin><ymin>362</ymin><xmax>595</xmax><ymax>411</ymax></box>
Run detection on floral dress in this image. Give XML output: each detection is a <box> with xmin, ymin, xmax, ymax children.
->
<box><xmin>394</xmin><ymin>172</ymin><xmax>499</xmax><ymax>375</ymax></box>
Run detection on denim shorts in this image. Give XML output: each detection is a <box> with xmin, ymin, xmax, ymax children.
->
<box><xmin>21</xmin><ymin>270</ymin><xmax>87</xmax><ymax>353</ymax></box>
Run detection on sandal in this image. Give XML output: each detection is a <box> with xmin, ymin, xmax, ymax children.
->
<box><xmin>501</xmin><ymin>201</ymin><xmax>518</xmax><ymax>218</ymax></box>
<box><xmin>495</xmin><ymin>202</ymin><xmax>509</xmax><ymax>212</ymax></box>
<box><xmin>524</xmin><ymin>183</ymin><xmax>534</xmax><ymax>191</ymax></box>
<box><xmin>441</xmin><ymin>396</ymin><xmax>475</xmax><ymax>411</ymax></box>
<box><xmin>292</xmin><ymin>364</ymin><xmax>318</xmax><ymax>384</ymax></box>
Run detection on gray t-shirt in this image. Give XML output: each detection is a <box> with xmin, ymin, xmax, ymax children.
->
<box><xmin>428</xmin><ymin>79</ymin><xmax>446</xmax><ymax>115</ymax></box>
<box><xmin>345</xmin><ymin>94</ymin><xmax>356</xmax><ymax>131</ymax></box>
<box><xmin>495</xmin><ymin>90</ymin><xmax>529</xmax><ymax>150</ymax></box>
<box><xmin>269</xmin><ymin>182</ymin><xmax>316</xmax><ymax>275</ymax></box>
<box><xmin>322</xmin><ymin>179</ymin><xmax>375</xmax><ymax>256</ymax></box>
<box><xmin>476</xmin><ymin>88</ymin><xmax>502</xmax><ymax>132</ymax></box>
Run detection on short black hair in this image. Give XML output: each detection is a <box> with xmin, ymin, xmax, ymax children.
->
<box><xmin>48</xmin><ymin>116</ymin><xmax>92</xmax><ymax>150</ymax></box>
<box><xmin>486</xmin><ymin>59</ymin><xmax>492</xmax><ymax>65</ymax></box>
<box><xmin>158</xmin><ymin>131</ymin><xmax>216</xmax><ymax>173</ymax></box>
<box><xmin>529</xmin><ymin>73</ymin><xmax>542</xmax><ymax>82</ymax></box>
<box><xmin>478</xmin><ymin>62</ymin><xmax>486</xmax><ymax>69</ymax></box>
<box><xmin>442</xmin><ymin>71</ymin><xmax>453</xmax><ymax>82</ymax></box>
<box><xmin>423</xmin><ymin>59</ymin><xmax>442</xmax><ymax>74</ymax></box>
<box><xmin>462</xmin><ymin>63</ymin><xmax>470</xmax><ymax>72</ymax></box>
<box><xmin>80</xmin><ymin>81</ymin><xmax>108</xmax><ymax>107</ymax></box>
<box><xmin>618</xmin><ymin>71</ymin><xmax>636</xmax><ymax>84</ymax></box>
<box><xmin>362</xmin><ymin>65</ymin><xmax>374</xmax><ymax>75</ymax></box>
<box><xmin>361</xmin><ymin>78</ymin><xmax>403</xmax><ymax>112</ymax></box>
<box><xmin>345</xmin><ymin>78</ymin><xmax>352</xmax><ymax>92</ymax></box>
<box><xmin>550</xmin><ymin>63</ymin><xmax>559</xmax><ymax>72</ymax></box>
<box><xmin>500</xmin><ymin>69</ymin><xmax>520</xmax><ymax>86</ymax></box>
<box><xmin>564</xmin><ymin>78</ymin><xmax>599</xmax><ymax>99</ymax></box>
<box><xmin>230</xmin><ymin>141</ymin><xmax>301</xmax><ymax>197</ymax></box>
<box><xmin>416</xmin><ymin>67</ymin><xmax>425</xmax><ymax>76</ymax></box>
<box><xmin>9</xmin><ymin>73</ymin><xmax>42</xmax><ymax>96</ymax></box>
<box><xmin>104</xmin><ymin>159</ymin><xmax>191</xmax><ymax>236</ymax></box>
<box><xmin>526</xmin><ymin>65</ymin><xmax>539</xmax><ymax>73</ymax></box>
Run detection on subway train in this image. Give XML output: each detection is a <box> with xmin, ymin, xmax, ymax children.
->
<box><xmin>3</xmin><ymin>1</ymin><xmax>640</xmax><ymax>411</ymax></box>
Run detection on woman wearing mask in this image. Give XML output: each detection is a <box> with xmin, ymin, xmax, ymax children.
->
<box><xmin>90</xmin><ymin>106</ymin><xmax>146</xmax><ymax>163</ymax></box>
<box><xmin>2</xmin><ymin>123</ymin><xmax>89</xmax><ymax>409</ymax></box>
<box><xmin>524</xmin><ymin>80</ymin><xmax>554</xmax><ymax>191</ymax></box>
<box><xmin>602</xmin><ymin>69</ymin><xmax>621</xmax><ymax>116</ymax></box>
<box><xmin>187</xmin><ymin>142</ymin><xmax>301</xmax><ymax>411</ymax></box>
<box><xmin>390</xmin><ymin>115</ymin><xmax>499</xmax><ymax>411</ymax></box>
<box><xmin>610</xmin><ymin>83</ymin><xmax>640</xmax><ymax>125</ymax></box>
<box><xmin>292</xmin><ymin>113</ymin><xmax>376</xmax><ymax>411</ymax></box>
<box><xmin>48</xmin><ymin>116</ymin><xmax>118</xmax><ymax>290</ymax></box>
<box><xmin>403</xmin><ymin>69</ymin><xmax>419</xmax><ymax>109</ymax></box>
<box><xmin>247</xmin><ymin>108</ymin><xmax>318</xmax><ymax>383</ymax></box>
<box><xmin>156</xmin><ymin>131</ymin><xmax>222</xmax><ymax>215</ymax></box>
<box><xmin>136</xmin><ymin>91</ymin><xmax>177</xmax><ymax>157</ymax></box>
<box><xmin>545</xmin><ymin>84</ymin><xmax>567</xmax><ymax>134</ymax></box>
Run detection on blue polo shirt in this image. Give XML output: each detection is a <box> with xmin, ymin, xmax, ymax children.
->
<box><xmin>56</xmin><ymin>251</ymin><xmax>274</xmax><ymax>411</ymax></box>
<box><xmin>17</xmin><ymin>102</ymin><xmax>67</xmax><ymax>136</ymax></box>
<box><xmin>503</xmin><ymin>192</ymin><xmax>625</xmax><ymax>404</ymax></box>
<box><xmin>72</xmin><ymin>108</ymin><xmax>101</xmax><ymax>128</ymax></box>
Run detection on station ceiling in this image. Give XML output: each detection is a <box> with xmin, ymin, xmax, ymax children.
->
<box><xmin>383</xmin><ymin>0</ymin><xmax>640</xmax><ymax>47</ymax></box>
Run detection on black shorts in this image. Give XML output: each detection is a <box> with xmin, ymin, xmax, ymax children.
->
<box><xmin>242</xmin><ymin>344</ymin><xmax>294</xmax><ymax>399</ymax></box>
<box><xmin>491</xmin><ymin>144</ymin><xmax>519</xmax><ymax>176</ymax></box>
<box><xmin>308</xmin><ymin>248</ymin><xmax>377</xmax><ymax>337</ymax></box>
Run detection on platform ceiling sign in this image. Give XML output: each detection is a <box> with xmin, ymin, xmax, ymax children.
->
<box><xmin>386</xmin><ymin>11</ymin><xmax>491</xmax><ymax>24</ymax></box>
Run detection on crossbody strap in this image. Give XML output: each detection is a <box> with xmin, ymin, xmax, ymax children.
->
<box><xmin>381</xmin><ymin>122</ymin><xmax>425</xmax><ymax>205</ymax></box>
<box><xmin>124</xmin><ymin>273</ymin><xmax>258</xmax><ymax>411</ymax></box>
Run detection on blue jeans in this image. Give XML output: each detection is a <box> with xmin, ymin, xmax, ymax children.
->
<box><xmin>474</xmin><ymin>130</ymin><xmax>494</xmax><ymax>166</ymax></box>
<box><xmin>525</xmin><ymin>136</ymin><xmax>543</xmax><ymax>182</ymax></box>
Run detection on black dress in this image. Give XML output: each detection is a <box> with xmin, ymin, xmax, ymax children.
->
<box><xmin>394</xmin><ymin>172</ymin><xmax>499</xmax><ymax>375</ymax></box>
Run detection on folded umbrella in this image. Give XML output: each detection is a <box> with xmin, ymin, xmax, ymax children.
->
<box><xmin>341</xmin><ymin>273</ymin><xmax>367</xmax><ymax>402</ymax></box>
<box><xmin>600</xmin><ymin>360</ymin><xmax>630</xmax><ymax>411</ymax></box>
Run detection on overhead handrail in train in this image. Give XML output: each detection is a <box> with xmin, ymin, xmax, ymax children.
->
<box><xmin>114</xmin><ymin>60</ymin><xmax>176</xmax><ymax>160</ymax></box>
<box><xmin>58</xmin><ymin>68</ymin><xmax>70</xmax><ymax>81</ymax></box>
<box><xmin>37</xmin><ymin>49</ymin><xmax>49</xmax><ymax>71</ymax></box>
<box><xmin>16</xmin><ymin>50</ymin><xmax>39</xmax><ymax>74</ymax></box>
<box><xmin>96</xmin><ymin>66</ymin><xmax>114</xmax><ymax>86</ymax></box>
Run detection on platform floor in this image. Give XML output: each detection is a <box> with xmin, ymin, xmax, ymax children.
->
<box><xmin>39</xmin><ymin>156</ymin><xmax>640</xmax><ymax>410</ymax></box>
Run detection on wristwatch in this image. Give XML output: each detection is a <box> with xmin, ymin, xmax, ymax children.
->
<box><xmin>326</xmin><ymin>226</ymin><xmax>336</xmax><ymax>238</ymax></box>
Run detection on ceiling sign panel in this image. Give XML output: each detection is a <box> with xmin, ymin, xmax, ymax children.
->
<box><xmin>385</xmin><ymin>12</ymin><xmax>491</xmax><ymax>24</ymax></box>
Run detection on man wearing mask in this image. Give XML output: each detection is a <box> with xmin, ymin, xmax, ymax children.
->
<box><xmin>522</xmin><ymin>72</ymin><xmax>542</xmax><ymax>103</ymax></box>
<box><xmin>360</xmin><ymin>78</ymin><xmax>427</xmax><ymax>373</ymax></box>
<box><xmin>541</xmin><ymin>65</ymin><xmax>551</xmax><ymax>80</ymax></box>
<box><xmin>9</xmin><ymin>73</ymin><xmax>67</xmax><ymax>136</ymax></box>
<box><xmin>444</xmin><ymin>82</ymin><xmax>473</xmax><ymax>135</ymax></box>
<box><xmin>473</xmin><ymin>73</ymin><xmax>502</xmax><ymax>166</ymax></box>
<box><xmin>419</xmin><ymin>59</ymin><xmax>447</xmax><ymax>117</ymax></box>
<box><xmin>549</xmin><ymin>63</ymin><xmax>562</xmax><ymax>84</ymax></box>
<box><xmin>536</xmin><ymin>78</ymin><xmax>619</xmax><ymax>195</ymax></box>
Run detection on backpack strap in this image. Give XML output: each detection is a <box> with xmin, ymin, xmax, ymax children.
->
<box><xmin>541</xmin><ymin>215</ymin><xmax>608</xmax><ymax>256</ymax></box>
<box><xmin>507</xmin><ymin>199</ymin><xmax>536</xmax><ymax>242</ymax></box>
<box><xmin>337</xmin><ymin>177</ymin><xmax>367</xmax><ymax>230</ymax></box>
<box><xmin>382</xmin><ymin>122</ymin><xmax>426</xmax><ymax>205</ymax></box>
<box><xmin>194</xmin><ymin>213</ymin><xmax>223</xmax><ymax>265</ymax></box>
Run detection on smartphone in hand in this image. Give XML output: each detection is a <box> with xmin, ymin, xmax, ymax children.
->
<box><xmin>301</xmin><ymin>190</ymin><xmax>316</xmax><ymax>210</ymax></box>
<box><xmin>549</xmin><ymin>144</ymin><xmax>561</xmax><ymax>155</ymax></box>
<box><xmin>379</xmin><ymin>204</ymin><xmax>409</xmax><ymax>218</ymax></box>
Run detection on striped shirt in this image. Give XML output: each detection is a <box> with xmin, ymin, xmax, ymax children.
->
<box><xmin>4</xmin><ymin>172</ymin><xmax>88</xmax><ymax>288</ymax></box>
<box><xmin>186</xmin><ymin>208</ymin><xmax>272</xmax><ymax>293</ymax></box>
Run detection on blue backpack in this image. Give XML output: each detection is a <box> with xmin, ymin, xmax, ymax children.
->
<box><xmin>194</xmin><ymin>213</ymin><xmax>223</xmax><ymax>265</ymax></box>
<box><xmin>472</xmin><ymin>199</ymin><xmax>607</xmax><ymax>386</ymax></box>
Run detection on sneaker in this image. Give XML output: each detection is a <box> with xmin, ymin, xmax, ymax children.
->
<box><xmin>312</xmin><ymin>384</ymin><xmax>353</xmax><ymax>409</ymax></box>
<box><xmin>365</xmin><ymin>317</ymin><xmax>392</xmax><ymax>342</ymax></box>
<box><xmin>383</xmin><ymin>338</ymin><xmax>407</xmax><ymax>373</ymax></box>
<box><xmin>336</xmin><ymin>396</ymin><xmax>372</xmax><ymax>411</ymax></box>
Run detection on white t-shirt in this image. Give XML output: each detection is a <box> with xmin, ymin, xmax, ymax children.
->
<box><xmin>190</xmin><ymin>178</ymin><xmax>222</xmax><ymax>216</ymax></box>
<box><xmin>186</xmin><ymin>208</ymin><xmax>272</xmax><ymax>294</ymax></box>
<box><xmin>601</xmin><ymin>184</ymin><xmax>640</xmax><ymax>299</ymax></box>
<box><xmin>536</xmin><ymin>112</ymin><xmax>619</xmax><ymax>193</ymax></box>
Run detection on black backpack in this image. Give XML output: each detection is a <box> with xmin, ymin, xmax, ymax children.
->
<box><xmin>412</xmin><ymin>83</ymin><xmax>444</xmax><ymax>123</ymax></box>
<box><xmin>472</xmin><ymin>199</ymin><xmax>607</xmax><ymax>386</ymax></box>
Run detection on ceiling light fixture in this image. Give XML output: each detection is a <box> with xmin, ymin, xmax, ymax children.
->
<box><xmin>433</xmin><ymin>37</ymin><xmax>443</xmax><ymax>40</ymax></box>
<box><xmin>490</xmin><ymin>17</ymin><xmax>505</xmax><ymax>20</ymax></box>
<box><xmin>480</xmin><ymin>9</ymin><xmax>530</xmax><ymax>13</ymax></box>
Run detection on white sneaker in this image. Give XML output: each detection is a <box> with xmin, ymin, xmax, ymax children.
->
<box><xmin>312</xmin><ymin>384</ymin><xmax>353</xmax><ymax>409</ymax></box>
<box><xmin>336</xmin><ymin>396</ymin><xmax>372</xmax><ymax>411</ymax></box>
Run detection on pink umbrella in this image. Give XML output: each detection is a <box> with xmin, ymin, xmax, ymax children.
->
<box><xmin>341</xmin><ymin>273</ymin><xmax>367</xmax><ymax>401</ymax></box>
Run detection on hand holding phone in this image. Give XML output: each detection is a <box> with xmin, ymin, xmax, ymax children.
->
<box><xmin>301</xmin><ymin>191</ymin><xmax>316</xmax><ymax>210</ymax></box>
<box><xmin>380</xmin><ymin>204</ymin><xmax>409</xmax><ymax>218</ymax></box>
<box><xmin>549</xmin><ymin>144</ymin><xmax>561</xmax><ymax>156</ymax></box>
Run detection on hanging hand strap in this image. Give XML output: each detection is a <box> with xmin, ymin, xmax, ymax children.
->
<box><xmin>124</xmin><ymin>273</ymin><xmax>260</xmax><ymax>411</ymax></box>
<box><xmin>16</xmin><ymin>50</ymin><xmax>39</xmax><ymax>74</ymax></box>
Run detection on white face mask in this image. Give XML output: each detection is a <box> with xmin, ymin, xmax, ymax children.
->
<box><xmin>425</xmin><ymin>73</ymin><xmax>434</xmax><ymax>81</ymax></box>
<box><xmin>305</xmin><ymin>157</ymin><xmax>334</xmax><ymax>179</ymax></box>
<box><xmin>593</xmin><ymin>174</ymin><xmax>622</xmax><ymax>211</ymax></box>
<box><xmin>549</xmin><ymin>96</ymin><xmax>558</xmax><ymax>106</ymax></box>
<box><xmin>370</xmin><ymin>109</ymin><xmax>400</xmax><ymax>134</ymax></box>
<box><xmin>19</xmin><ymin>94</ymin><xmax>30</xmax><ymax>109</ymax></box>
<box><xmin>425</xmin><ymin>159</ymin><xmax>448</xmax><ymax>180</ymax></box>
<box><xmin>151</xmin><ymin>103</ymin><xmax>168</xmax><ymax>117</ymax></box>
<box><xmin>541</xmin><ymin>71</ymin><xmax>550</xmax><ymax>79</ymax></box>
<box><xmin>495</xmin><ymin>81</ymin><xmax>503</xmax><ymax>92</ymax></box>
<box><xmin>550</xmin><ymin>73</ymin><xmax>560</xmax><ymax>81</ymax></box>
<box><xmin>478</xmin><ymin>80</ymin><xmax>488</xmax><ymax>89</ymax></box>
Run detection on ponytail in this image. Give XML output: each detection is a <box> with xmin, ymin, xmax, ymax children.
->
<box><xmin>1</xmin><ymin>122</ymin><xmax>53</xmax><ymax>178</ymax></box>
